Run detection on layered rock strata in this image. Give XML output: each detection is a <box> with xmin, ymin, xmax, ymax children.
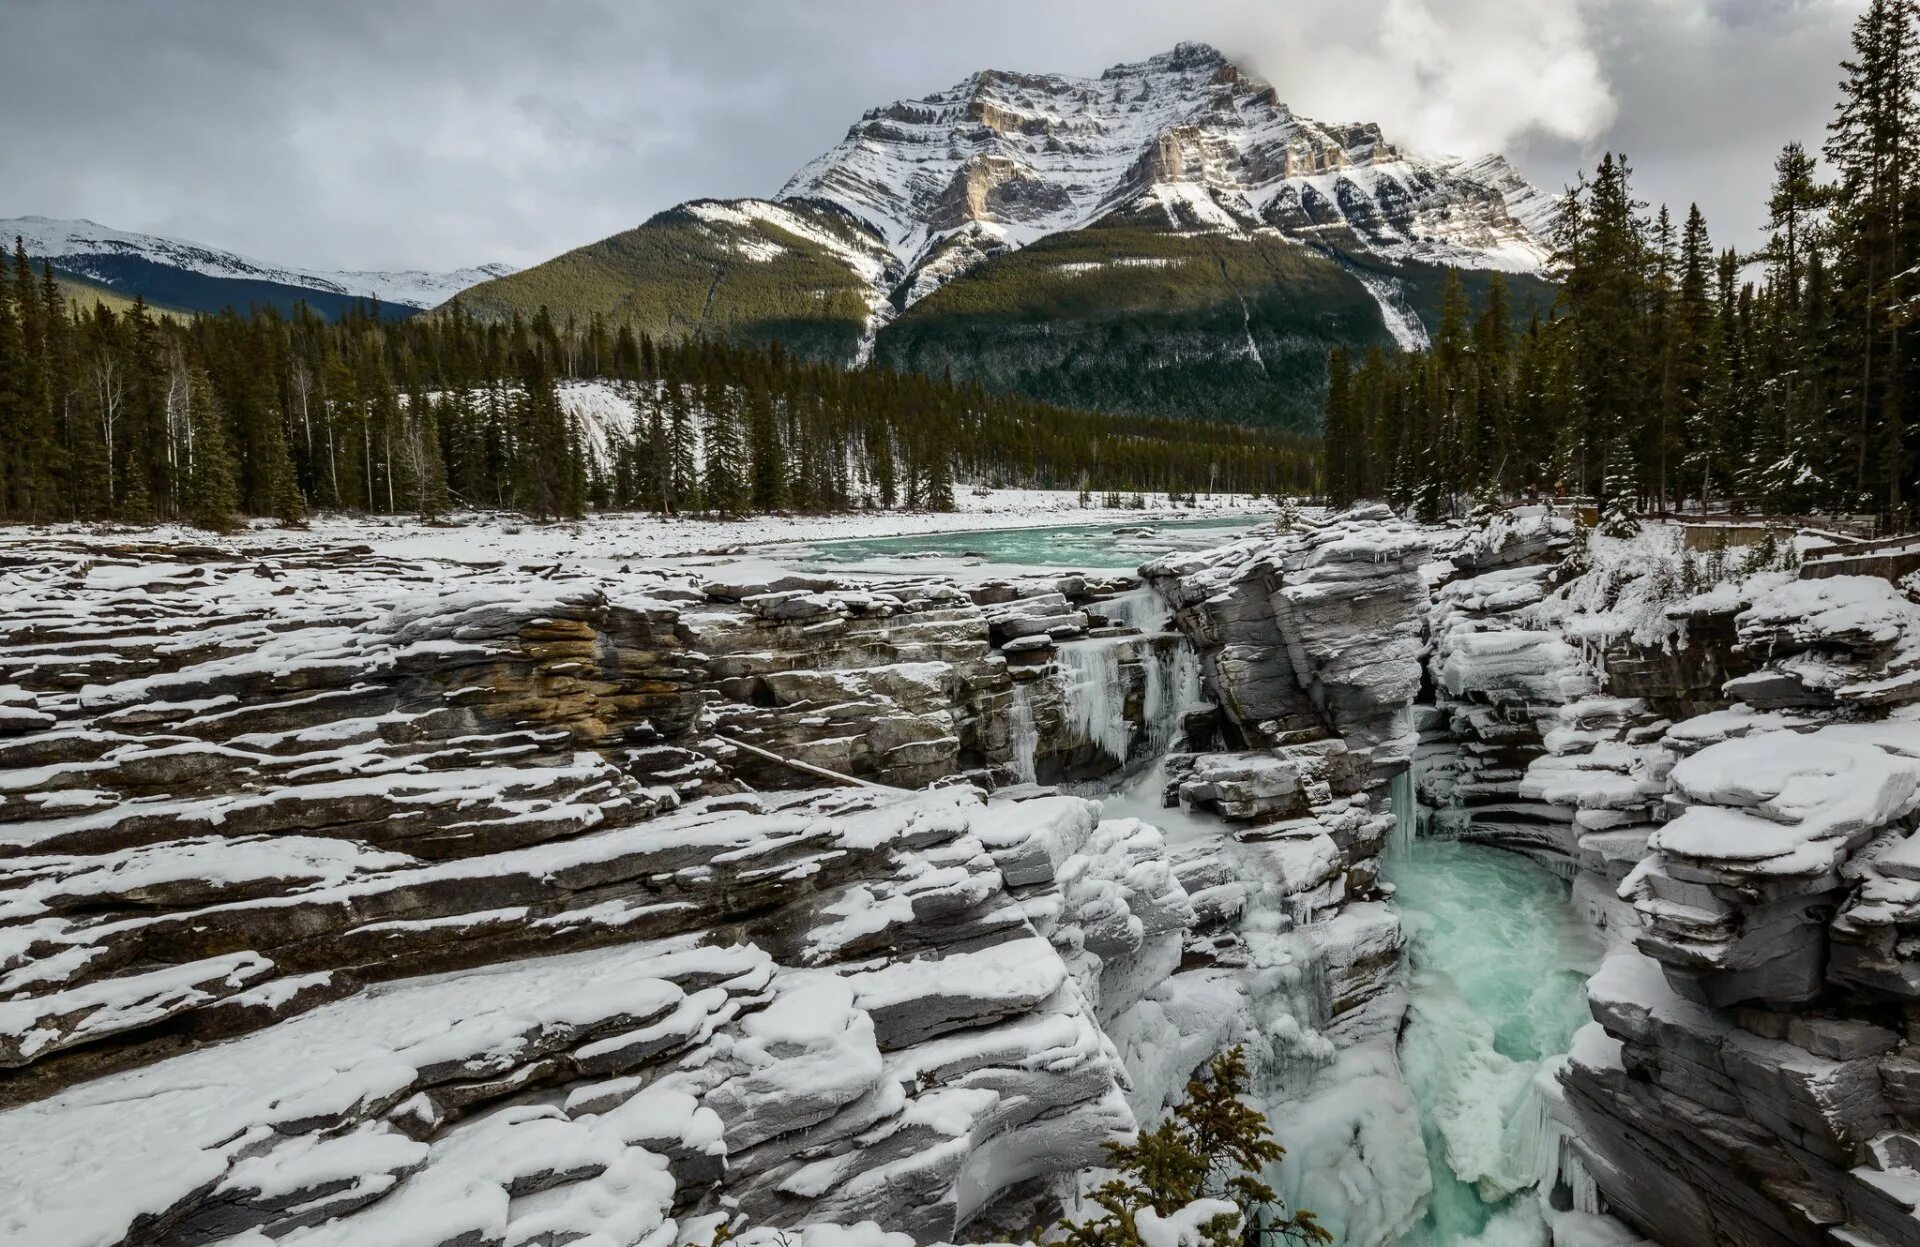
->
<box><xmin>1137</xmin><ymin>507</ymin><xmax>1442</xmax><ymax>1243</ymax></box>
<box><xmin>1416</xmin><ymin>521</ymin><xmax>1920</xmax><ymax>1247</ymax></box>
<box><xmin>0</xmin><ymin>517</ymin><xmax>1450</xmax><ymax>1247</ymax></box>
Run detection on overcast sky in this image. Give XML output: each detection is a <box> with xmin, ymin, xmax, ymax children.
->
<box><xmin>0</xmin><ymin>0</ymin><xmax>1866</xmax><ymax>273</ymax></box>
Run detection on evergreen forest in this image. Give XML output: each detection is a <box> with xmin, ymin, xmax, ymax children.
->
<box><xmin>0</xmin><ymin>251</ymin><xmax>1317</xmax><ymax>530</ymax></box>
<box><xmin>1322</xmin><ymin>0</ymin><xmax>1920</xmax><ymax>528</ymax></box>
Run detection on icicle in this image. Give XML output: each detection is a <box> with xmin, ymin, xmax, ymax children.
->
<box><xmin>1140</xmin><ymin>635</ymin><xmax>1204</xmax><ymax>758</ymax></box>
<box><xmin>1388</xmin><ymin>767</ymin><xmax>1419</xmax><ymax>858</ymax></box>
<box><xmin>1054</xmin><ymin>640</ymin><xmax>1134</xmax><ymax>764</ymax></box>
<box><xmin>1008</xmin><ymin>681</ymin><xmax>1039</xmax><ymax>785</ymax></box>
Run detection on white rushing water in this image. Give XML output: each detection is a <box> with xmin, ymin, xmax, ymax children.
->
<box><xmin>1385</xmin><ymin>837</ymin><xmax>1602</xmax><ymax>1247</ymax></box>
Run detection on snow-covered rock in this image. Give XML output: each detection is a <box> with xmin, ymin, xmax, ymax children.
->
<box><xmin>781</xmin><ymin>43</ymin><xmax>1552</xmax><ymax>296</ymax></box>
<box><xmin>1409</xmin><ymin>518</ymin><xmax>1920</xmax><ymax>1247</ymax></box>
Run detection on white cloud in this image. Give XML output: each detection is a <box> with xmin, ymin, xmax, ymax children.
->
<box><xmin>1196</xmin><ymin>0</ymin><xmax>1615</xmax><ymax>161</ymax></box>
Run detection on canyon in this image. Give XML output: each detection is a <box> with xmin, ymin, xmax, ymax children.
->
<box><xmin>2</xmin><ymin>509</ymin><xmax>1919</xmax><ymax>1247</ymax></box>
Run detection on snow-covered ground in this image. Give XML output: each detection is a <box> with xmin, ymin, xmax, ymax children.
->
<box><xmin>2</xmin><ymin>489</ymin><xmax>1277</xmax><ymax>567</ymax></box>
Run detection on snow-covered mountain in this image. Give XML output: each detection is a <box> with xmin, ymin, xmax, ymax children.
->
<box><xmin>2</xmin><ymin>215</ymin><xmax>513</xmax><ymax>315</ymax></box>
<box><xmin>451</xmin><ymin>42</ymin><xmax>1560</xmax><ymax>426</ymax></box>
<box><xmin>779</xmin><ymin>41</ymin><xmax>1553</xmax><ymax>288</ymax></box>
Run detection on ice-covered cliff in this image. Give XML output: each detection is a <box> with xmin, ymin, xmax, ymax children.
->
<box><xmin>1418</xmin><ymin>517</ymin><xmax>1920</xmax><ymax>1247</ymax></box>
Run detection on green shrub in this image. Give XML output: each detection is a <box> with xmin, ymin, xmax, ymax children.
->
<box><xmin>1053</xmin><ymin>1047</ymin><xmax>1330</xmax><ymax>1247</ymax></box>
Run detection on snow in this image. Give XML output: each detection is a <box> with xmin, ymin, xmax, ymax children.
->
<box><xmin>1136</xmin><ymin>1199</ymin><xmax>1241</xmax><ymax>1247</ymax></box>
<box><xmin>4</xmin><ymin>491</ymin><xmax>1273</xmax><ymax>575</ymax></box>
<box><xmin>775</xmin><ymin>44</ymin><xmax>1551</xmax><ymax>296</ymax></box>
<box><xmin>1652</xmin><ymin>729</ymin><xmax>1920</xmax><ymax>874</ymax></box>
<box><xmin>1354</xmin><ymin>270</ymin><xmax>1432</xmax><ymax>350</ymax></box>
<box><xmin>2</xmin><ymin>215</ymin><xmax>513</xmax><ymax>309</ymax></box>
<box><xmin>0</xmin><ymin>938</ymin><xmax>749</xmax><ymax>1247</ymax></box>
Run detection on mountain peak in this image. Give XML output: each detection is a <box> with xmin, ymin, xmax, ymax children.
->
<box><xmin>775</xmin><ymin>43</ymin><xmax>1552</xmax><ymax>284</ymax></box>
<box><xmin>1118</xmin><ymin>40</ymin><xmax>1229</xmax><ymax>74</ymax></box>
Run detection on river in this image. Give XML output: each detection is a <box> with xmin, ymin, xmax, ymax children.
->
<box><xmin>1385</xmin><ymin>837</ymin><xmax>1601</xmax><ymax>1247</ymax></box>
<box><xmin>808</xmin><ymin>516</ymin><xmax>1603</xmax><ymax>1246</ymax></box>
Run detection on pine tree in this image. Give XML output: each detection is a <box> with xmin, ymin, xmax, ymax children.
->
<box><xmin>1322</xmin><ymin>347</ymin><xmax>1355</xmax><ymax>507</ymax></box>
<box><xmin>1052</xmin><ymin>1049</ymin><xmax>1328</xmax><ymax>1247</ymax></box>
<box><xmin>665</xmin><ymin>379</ymin><xmax>699</xmax><ymax>514</ymax></box>
<box><xmin>746</xmin><ymin>386</ymin><xmax>784</xmax><ymax>512</ymax></box>
<box><xmin>1599</xmin><ymin>450</ymin><xmax>1642</xmax><ymax>537</ymax></box>
<box><xmin>184</xmin><ymin>370</ymin><xmax>241</xmax><ymax>533</ymax></box>
<box><xmin>1825</xmin><ymin>0</ymin><xmax>1920</xmax><ymax>517</ymax></box>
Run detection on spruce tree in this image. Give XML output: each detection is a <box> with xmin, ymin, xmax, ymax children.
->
<box><xmin>1051</xmin><ymin>1048</ymin><xmax>1328</xmax><ymax>1247</ymax></box>
<box><xmin>1322</xmin><ymin>347</ymin><xmax>1355</xmax><ymax>507</ymax></box>
<box><xmin>185</xmin><ymin>371</ymin><xmax>241</xmax><ymax>533</ymax></box>
<box><xmin>1825</xmin><ymin>0</ymin><xmax>1919</xmax><ymax>516</ymax></box>
<box><xmin>665</xmin><ymin>380</ymin><xmax>699</xmax><ymax>514</ymax></box>
<box><xmin>746</xmin><ymin>386</ymin><xmax>784</xmax><ymax>512</ymax></box>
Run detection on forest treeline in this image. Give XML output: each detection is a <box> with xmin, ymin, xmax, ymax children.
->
<box><xmin>1323</xmin><ymin>0</ymin><xmax>1920</xmax><ymax>524</ymax></box>
<box><xmin>0</xmin><ymin>254</ymin><xmax>1318</xmax><ymax>529</ymax></box>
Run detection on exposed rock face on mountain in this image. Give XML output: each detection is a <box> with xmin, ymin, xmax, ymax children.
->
<box><xmin>2</xmin><ymin>215</ymin><xmax>513</xmax><ymax>319</ymax></box>
<box><xmin>451</xmin><ymin>44</ymin><xmax>1555</xmax><ymax>426</ymax></box>
<box><xmin>1418</xmin><ymin>520</ymin><xmax>1920</xmax><ymax>1247</ymax></box>
<box><xmin>781</xmin><ymin>43</ymin><xmax>1551</xmax><ymax>283</ymax></box>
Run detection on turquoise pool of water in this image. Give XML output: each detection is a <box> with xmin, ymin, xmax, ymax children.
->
<box><xmin>797</xmin><ymin>513</ymin><xmax>1269</xmax><ymax>569</ymax></box>
<box><xmin>1385</xmin><ymin>840</ymin><xmax>1599</xmax><ymax>1247</ymax></box>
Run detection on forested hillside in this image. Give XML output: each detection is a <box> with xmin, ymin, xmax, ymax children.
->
<box><xmin>0</xmin><ymin>242</ymin><xmax>1315</xmax><ymax>530</ymax></box>
<box><xmin>1324</xmin><ymin>0</ymin><xmax>1920</xmax><ymax>526</ymax></box>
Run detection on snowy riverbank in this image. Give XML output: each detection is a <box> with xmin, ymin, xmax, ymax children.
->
<box><xmin>0</xmin><ymin>488</ymin><xmax>1279</xmax><ymax>567</ymax></box>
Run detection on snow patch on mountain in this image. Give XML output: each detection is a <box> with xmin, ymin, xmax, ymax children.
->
<box><xmin>681</xmin><ymin>199</ymin><xmax>900</xmax><ymax>362</ymax></box>
<box><xmin>1353</xmin><ymin>271</ymin><xmax>1432</xmax><ymax>351</ymax></box>
<box><xmin>1</xmin><ymin>215</ymin><xmax>514</xmax><ymax>309</ymax></box>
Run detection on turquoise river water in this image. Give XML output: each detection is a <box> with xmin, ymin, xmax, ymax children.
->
<box><xmin>799</xmin><ymin>513</ymin><xmax>1269</xmax><ymax>570</ymax></box>
<box><xmin>1384</xmin><ymin>839</ymin><xmax>1599</xmax><ymax>1247</ymax></box>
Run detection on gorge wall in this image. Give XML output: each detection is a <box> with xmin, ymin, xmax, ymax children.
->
<box><xmin>0</xmin><ymin>526</ymin><xmax>1425</xmax><ymax>1247</ymax></box>
<box><xmin>9</xmin><ymin>509</ymin><xmax>1920</xmax><ymax>1247</ymax></box>
<box><xmin>1418</xmin><ymin>518</ymin><xmax>1920</xmax><ymax>1247</ymax></box>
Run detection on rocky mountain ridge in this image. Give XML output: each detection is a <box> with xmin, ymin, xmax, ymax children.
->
<box><xmin>781</xmin><ymin>42</ymin><xmax>1553</xmax><ymax>293</ymax></box>
<box><xmin>2</xmin><ymin>215</ymin><xmax>514</xmax><ymax>317</ymax></box>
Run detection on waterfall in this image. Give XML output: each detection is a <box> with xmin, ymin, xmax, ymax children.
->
<box><xmin>1097</xmin><ymin>586</ymin><xmax>1171</xmax><ymax>633</ymax></box>
<box><xmin>1389</xmin><ymin>767</ymin><xmax>1418</xmax><ymax>858</ymax></box>
<box><xmin>1056</xmin><ymin>639</ymin><xmax>1134</xmax><ymax>765</ymax></box>
<box><xmin>1008</xmin><ymin>680</ymin><xmax>1039</xmax><ymax>784</ymax></box>
<box><xmin>1143</xmin><ymin>636</ymin><xmax>1204</xmax><ymax>757</ymax></box>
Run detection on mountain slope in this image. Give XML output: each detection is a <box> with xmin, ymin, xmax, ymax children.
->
<box><xmin>3</xmin><ymin>216</ymin><xmax>513</xmax><ymax>319</ymax></box>
<box><xmin>45</xmin><ymin>267</ymin><xmax>198</xmax><ymax>319</ymax></box>
<box><xmin>449</xmin><ymin>42</ymin><xmax>1558</xmax><ymax>427</ymax></box>
<box><xmin>452</xmin><ymin>199</ymin><xmax>896</xmax><ymax>361</ymax></box>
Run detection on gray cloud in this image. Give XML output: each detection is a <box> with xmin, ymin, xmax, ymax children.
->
<box><xmin>0</xmin><ymin>0</ymin><xmax>1866</xmax><ymax>271</ymax></box>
